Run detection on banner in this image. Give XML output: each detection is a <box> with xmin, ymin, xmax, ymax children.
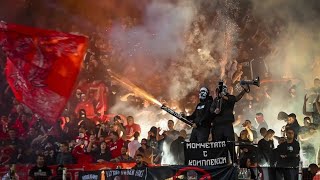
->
<box><xmin>78</xmin><ymin>171</ymin><xmax>101</xmax><ymax>180</ymax></box>
<box><xmin>184</xmin><ymin>141</ymin><xmax>228</xmax><ymax>166</ymax></box>
<box><xmin>0</xmin><ymin>22</ymin><xmax>88</xmax><ymax>124</ymax></box>
<box><xmin>103</xmin><ymin>168</ymin><xmax>147</xmax><ymax>180</ymax></box>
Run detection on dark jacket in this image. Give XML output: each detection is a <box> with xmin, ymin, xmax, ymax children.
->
<box><xmin>186</xmin><ymin>96</ymin><xmax>213</xmax><ymax>127</ymax></box>
<box><xmin>276</xmin><ymin>140</ymin><xmax>300</xmax><ymax>168</ymax></box>
<box><xmin>286</xmin><ymin>120</ymin><xmax>301</xmax><ymax>139</ymax></box>
<box><xmin>170</xmin><ymin>136</ymin><xmax>185</xmax><ymax>165</ymax></box>
<box><xmin>211</xmin><ymin>94</ymin><xmax>236</xmax><ymax>125</ymax></box>
<box><xmin>56</xmin><ymin>152</ymin><xmax>74</xmax><ymax>165</ymax></box>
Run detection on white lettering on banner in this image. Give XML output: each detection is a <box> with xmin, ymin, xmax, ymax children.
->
<box><xmin>82</xmin><ymin>174</ymin><xmax>98</xmax><ymax>180</ymax></box>
<box><xmin>105</xmin><ymin>170</ymin><xmax>145</xmax><ymax>178</ymax></box>
<box><xmin>185</xmin><ymin>141</ymin><xmax>226</xmax><ymax>149</ymax></box>
<box><xmin>203</xmin><ymin>151</ymin><xmax>207</xmax><ymax>157</ymax></box>
<box><xmin>188</xmin><ymin>157</ymin><xmax>227</xmax><ymax>166</ymax></box>
<box><xmin>135</xmin><ymin>170</ymin><xmax>145</xmax><ymax>177</ymax></box>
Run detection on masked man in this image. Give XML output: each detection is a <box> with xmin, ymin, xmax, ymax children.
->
<box><xmin>211</xmin><ymin>82</ymin><xmax>248</xmax><ymax>163</ymax></box>
<box><xmin>186</xmin><ymin>87</ymin><xmax>213</xmax><ymax>142</ymax></box>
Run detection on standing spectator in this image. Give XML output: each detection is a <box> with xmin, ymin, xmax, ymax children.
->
<box><xmin>257</xmin><ymin>129</ymin><xmax>275</xmax><ymax>166</ymax></box>
<box><xmin>259</xmin><ymin>127</ymin><xmax>267</xmax><ymax>140</ymax></box>
<box><xmin>72</xmin><ymin>138</ymin><xmax>93</xmax><ymax>164</ymax></box>
<box><xmin>125</xmin><ymin>116</ymin><xmax>141</xmax><ymax>141</ymax></box>
<box><xmin>170</xmin><ymin>130</ymin><xmax>186</xmax><ymax>165</ymax></box>
<box><xmin>162</xmin><ymin>120</ymin><xmax>179</xmax><ymax>145</ymax></box>
<box><xmin>303</xmin><ymin>94</ymin><xmax>320</xmax><ymax>125</ymax></box>
<box><xmin>108</xmin><ymin>131</ymin><xmax>125</xmax><ymax>159</ymax></box>
<box><xmin>299</xmin><ymin>118</ymin><xmax>317</xmax><ymax>166</ymax></box>
<box><xmin>28</xmin><ymin>155</ymin><xmax>52</xmax><ymax>180</ymax></box>
<box><xmin>128</xmin><ymin>132</ymin><xmax>141</xmax><ymax>158</ymax></box>
<box><xmin>242</xmin><ymin>120</ymin><xmax>258</xmax><ymax>142</ymax></box>
<box><xmin>276</xmin><ymin>128</ymin><xmax>300</xmax><ymax>180</ymax></box>
<box><xmin>186</xmin><ymin>87</ymin><xmax>212</xmax><ymax>142</ymax></box>
<box><xmin>56</xmin><ymin>142</ymin><xmax>74</xmax><ymax>165</ymax></box>
<box><xmin>255</xmin><ymin>113</ymin><xmax>268</xmax><ymax>130</ymax></box>
<box><xmin>285</xmin><ymin>113</ymin><xmax>301</xmax><ymax>139</ymax></box>
<box><xmin>310</xmin><ymin>78</ymin><xmax>320</xmax><ymax>94</ymax></box>
<box><xmin>238</xmin><ymin>130</ymin><xmax>256</xmax><ymax>163</ymax></box>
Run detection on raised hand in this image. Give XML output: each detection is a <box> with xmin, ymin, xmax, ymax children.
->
<box><xmin>304</xmin><ymin>94</ymin><xmax>309</xmax><ymax>102</ymax></box>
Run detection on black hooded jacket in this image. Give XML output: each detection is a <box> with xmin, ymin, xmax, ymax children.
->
<box><xmin>186</xmin><ymin>96</ymin><xmax>213</xmax><ymax>127</ymax></box>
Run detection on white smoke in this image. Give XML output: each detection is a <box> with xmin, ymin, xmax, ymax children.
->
<box><xmin>249</xmin><ymin>0</ymin><xmax>320</xmax><ymax>165</ymax></box>
<box><xmin>107</xmin><ymin>0</ymin><xmax>240</xmax><ymax>101</ymax></box>
<box><xmin>108</xmin><ymin>0</ymin><xmax>195</xmax><ymax>64</ymax></box>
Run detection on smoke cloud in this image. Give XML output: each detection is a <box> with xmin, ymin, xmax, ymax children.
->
<box><xmin>249</xmin><ymin>0</ymin><xmax>320</xmax><ymax>165</ymax></box>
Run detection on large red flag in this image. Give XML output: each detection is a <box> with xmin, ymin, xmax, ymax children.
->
<box><xmin>0</xmin><ymin>22</ymin><xmax>88</xmax><ymax>124</ymax></box>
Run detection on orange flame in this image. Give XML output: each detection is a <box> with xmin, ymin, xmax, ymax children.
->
<box><xmin>108</xmin><ymin>70</ymin><xmax>162</xmax><ymax>106</ymax></box>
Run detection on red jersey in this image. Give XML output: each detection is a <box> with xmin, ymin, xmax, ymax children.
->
<box><xmin>74</xmin><ymin>101</ymin><xmax>95</xmax><ymax>119</ymax></box>
<box><xmin>108</xmin><ymin>138</ymin><xmax>125</xmax><ymax>158</ymax></box>
<box><xmin>71</xmin><ymin>145</ymin><xmax>93</xmax><ymax>164</ymax></box>
<box><xmin>125</xmin><ymin>124</ymin><xmax>141</xmax><ymax>136</ymax></box>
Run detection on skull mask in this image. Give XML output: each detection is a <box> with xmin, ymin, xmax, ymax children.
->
<box><xmin>222</xmin><ymin>84</ymin><xmax>228</xmax><ymax>96</ymax></box>
<box><xmin>199</xmin><ymin>87</ymin><xmax>209</xmax><ymax>100</ymax></box>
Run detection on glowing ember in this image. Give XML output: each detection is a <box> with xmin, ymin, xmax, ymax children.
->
<box><xmin>108</xmin><ymin>70</ymin><xmax>162</xmax><ymax>106</ymax></box>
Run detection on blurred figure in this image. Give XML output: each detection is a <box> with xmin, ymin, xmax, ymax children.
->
<box><xmin>242</xmin><ymin>120</ymin><xmax>258</xmax><ymax>142</ymax></box>
<box><xmin>1</xmin><ymin>164</ymin><xmax>19</xmax><ymax>180</ymax></box>
<box><xmin>56</xmin><ymin>142</ymin><xmax>74</xmax><ymax>165</ymax></box>
<box><xmin>108</xmin><ymin>131</ymin><xmax>125</xmax><ymax>159</ymax></box>
<box><xmin>162</xmin><ymin>120</ymin><xmax>180</xmax><ymax>145</ymax></box>
<box><xmin>111</xmin><ymin>146</ymin><xmax>135</xmax><ymax>162</ymax></box>
<box><xmin>275</xmin><ymin>128</ymin><xmax>300</xmax><ymax>180</ymax></box>
<box><xmin>28</xmin><ymin>155</ymin><xmax>52</xmax><ymax>180</ymax></box>
<box><xmin>128</xmin><ymin>132</ymin><xmax>141</xmax><ymax>158</ymax></box>
<box><xmin>74</xmin><ymin>94</ymin><xmax>95</xmax><ymax>119</ymax></box>
<box><xmin>135</xmin><ymin>138</ymin><xmax>153</xmax><ymax>164</ymax></box>
<box><xmin>299</xmin><ymin>117</ymin><xmax>317</xmax><ymax>166</ymax></box>
<box><xmin>132</xmin><ymin>154</ymin><xmax>148</xmax><ymax>169</ymax></box>
<box><xmin>125</xmin><ymin>116</ymin><xmax>141</xmax><ymax>141</ymax></box>
<box><xmin>303</xmin><ymin>94</ymin><xmax>320</xmax><ymax>125</ymax></box>
<box><xmin>170</xmin><ymin>130</ymin><xmax>186</xmax><ymax>165</ymax></box>
<box><xmin>255</xmin><ymin>113</ymin><xmax>268</xmax><ymax>130</ymax></box>
<box><xmin>285</xmin><ymin>113</ymin><xmax>301</xmax><ymax>139</ymax></box>
<box><xmin>258</xmin><ymin>129</ymin><xmax>275</xmax><ymax>166</ymax></box>
<box><xmin>311</xmin><ymin>78</ymin><xmax>320</xmax><ymax>94</ymax></box>
<box><xmin>88</xmin><ymin>141</ymin><xmax>111</xmax><ymax>163</ymax></box>
<box><xmin>52</xmin><ymin>164</ymin><xmax>71</xmax><ymax>180</ymax></box>
<box><xmin>259</xmin><ymin>127</ymin><xmax>267</xmax><ymax>140</ymax></box>
<box><xmin>304</xmin><ymin>163</ymin><xmax>319</xmax><ymax>180</ymax></box>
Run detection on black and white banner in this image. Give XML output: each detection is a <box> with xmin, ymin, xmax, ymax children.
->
<box><xmin>184</xmin><ymin>141</ymin><xmax>228</xmax><ymax>166</ymax></box>
<box><xmin>78</xmin><ymin>171</ymin><xmax>101</xmax><ymax>180</ymax></box>
<box><xmin>79</xmin><ymin>165</ymin><xmax>237</xmax><ymax>180</ymax></box>
<box><xmin>104</xmin><ymin>168</ymin><xmax>147</xmax><ymax>180</ymax></box>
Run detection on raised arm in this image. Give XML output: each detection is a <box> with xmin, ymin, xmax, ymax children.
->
<box><xmin>316</xmin><ymin>94</ymin><xmax>320</xmax><ymax>113</ymax></box>
<box><xmin>303</xmin><ymin>94</ymin><xmax>313</xmax><ymax>116</ymax></box>
<box><xmin>235</xmin><ymin>85</ymin><xmax>249</xmax><ymax>102</ymax></box>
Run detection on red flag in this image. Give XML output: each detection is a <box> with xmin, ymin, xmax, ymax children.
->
<box><xmin>0</xmin><ymin>22</ymin><xmax>88</xmax><ymax>124</ymax></box>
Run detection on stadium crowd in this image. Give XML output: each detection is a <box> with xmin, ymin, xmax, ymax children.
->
<box><xmin>0</xmin><ymin>3</ymin><xmax>320</xmax><ymax>180</ymax></box>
